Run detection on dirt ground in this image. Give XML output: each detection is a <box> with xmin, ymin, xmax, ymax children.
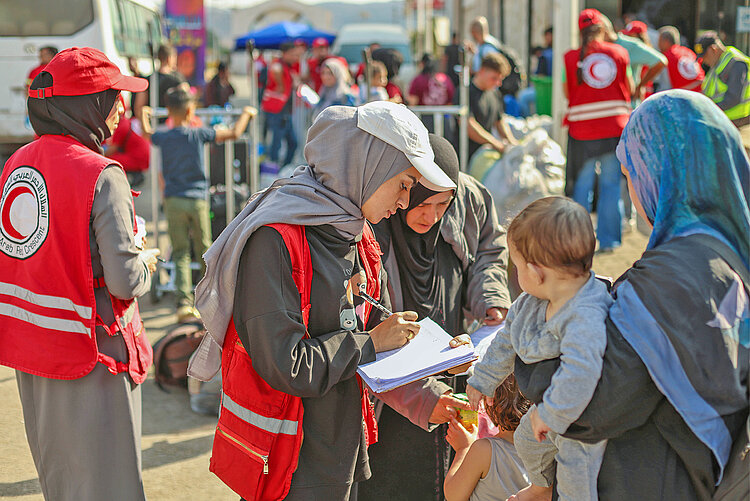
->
<box><xmin>0</xmin><ymin>177</ymin><xmax>649</xmax><ymax>499</ymax></box>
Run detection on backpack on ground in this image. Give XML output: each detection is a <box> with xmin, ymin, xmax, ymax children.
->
<box><xmin>152</xmin><ymin>321</ymin><xmax>206</xmax><ymax>391</ymax></box>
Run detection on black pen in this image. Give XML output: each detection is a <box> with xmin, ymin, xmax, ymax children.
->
<box><xmin>359</xmin><ymin>290</ymin><xmax>393</xmax><ymax>317</ymax></box>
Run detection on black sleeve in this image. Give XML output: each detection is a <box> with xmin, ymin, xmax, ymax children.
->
<box><xmin>233</xmin><ymin>226</ymin><xmax>376</xmax><ymax>398</ymax></box>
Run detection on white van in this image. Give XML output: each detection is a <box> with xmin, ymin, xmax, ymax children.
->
<box><xmin>0</xmin><ymin>0</ymin><xmax>162</xmax><ymax>152</ymax></box>
<box><xmin>332</xmin><ymin>23</ymin><xmax>416</xmax><ymax>90</ymax></box>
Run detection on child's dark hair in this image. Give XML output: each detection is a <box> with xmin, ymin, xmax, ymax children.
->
<box><xmin>165</xmin><ymin>86</ymin><xmax>193</xmax><ymax>114</ymax></box>
<box><xmin>507</xmin><ymin>196</ymin><xmax>596</xmax><ymax>277</ymax></box>
<box><xmin>484</xmin><ymin>374</ymin><xmax>531</xmax><ymax>432</ymax></box>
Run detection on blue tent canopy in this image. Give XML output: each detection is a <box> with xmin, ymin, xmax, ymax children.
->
<box><xmin>234</xmin><ymin>21</ymin><xmax>336</xmax><ymax>50</ymax></box>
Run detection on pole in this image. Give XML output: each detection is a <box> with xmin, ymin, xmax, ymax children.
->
<box><xmin>458</xmin><ymin>47</ymin><xmax>469</xmax><ymax>171</ymax></box>
<box><xmin>362</xmin><ymin>48</ymin><xmax>373</xmax><ymax>103</ymax></box>
<box><xmin>147</xmin><ymin>22</ymin><xmax>160</xmax><ymax>248</ymax></box>
<box><xmin>527</xmin><ymin>0</ymin><xmax>534</xmax><ymax>81</ymax></box>
<box><xmin>551</xmin><ymin>0</ymin><xmax>579</xmax><ymax>146</ymax></box>
<box><xmin>246</xmin><ymin>41</ymin><xmax>259</xmax><ymax>194</ymax></box>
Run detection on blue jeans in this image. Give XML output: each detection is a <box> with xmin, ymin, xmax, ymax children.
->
<box><xmin>572</xmin><ymin>151</ymin><xmax>623</xmax><ymax>249</ymax></box>
<box><xmin>266</xmin><ymin>111</ymin><xmax>297</xmax><ymax>166</ymax></box>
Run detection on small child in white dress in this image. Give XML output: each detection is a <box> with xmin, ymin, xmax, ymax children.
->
<box><xmin>444</xmin><ymin>375</ymin><xmax>531</xmax><ymax>501</ymax></box>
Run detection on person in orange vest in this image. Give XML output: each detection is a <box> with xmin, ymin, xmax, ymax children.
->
<box><xmin>657</xmin><ymin>25</ymin><xmax>704</xmax><ymax>92</ymax></box>
<box><xmin>188</xmin><ymin>101</ymin><xmax>467</xmax><ymax>501</ymax></box>
<box><xmin>564</xmin><ymin>8</ymin><xmax>633</xmax><ymax>252</ymax></box>
<box><xmin>1</xmin><ymin>47</ymin><xmax>160</xmax><ymax>500</ymax></box>
<box><xmin>262</xmin><ymin>41</ymin><xmax>301</xmax><ymax>168</ymax></box>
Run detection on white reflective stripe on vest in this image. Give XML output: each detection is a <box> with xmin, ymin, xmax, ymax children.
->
<box><xmin>222</xmin><ymin>392</ymin><xmax>299</xmax><ymax>435</ymax></box>
<box><xmin>0</xmin><ymin>303</ymin><xmax>89</xmax><ymax>334</ymax></box>
<box><xmin>567</xmin><ymin>99</ymin><xmax>631</xmax><ymax>121</ymax></box>
<box><xmin>567</xmin><ymin>99</ymin><xmax>631</xmax><ymax>122</ymax></box>
<box><xmin>0</xmin><ymin>281</ymin><xmax>92</xmax><ymax>319</ymax></box>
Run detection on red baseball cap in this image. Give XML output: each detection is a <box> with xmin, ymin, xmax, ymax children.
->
<box><xmin>578</xmin><ymin>9</ymin><xmax>604</xmax><ymax>31</ymax></box>
<box><xmin>28</xmin><ymin>47</ymin><xmax>148</xmax><ymax>99</ymax></box>
<box><xmin>312</xmin><ymin>37</ymin><xmax>329</xmax><ymax>48</ymax></box>
<box><xmin>622</xmin><ymin>21</ymin><xmax>647</xmax><ymax>37</ymax></box>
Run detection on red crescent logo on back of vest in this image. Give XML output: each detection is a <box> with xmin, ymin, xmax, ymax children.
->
<box><xmin>677</xmin><ymin>56</ymin><xmax>700</xmax><ymax>80</ymax></box>
<box><xmin>581</xmin><ymin>53</ymin><xmax>617</xmax><ymax>89</ymax></box>
<box><xmin>0</xmin><ymin>166</ymin><xmax>49</xmax><ymax>259</ymax></box>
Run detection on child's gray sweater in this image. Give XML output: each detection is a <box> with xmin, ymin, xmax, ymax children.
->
<box><xmin>468</xmin><ymin>272</ymin><xmax>612</xmax><ymax>434</ymax></box>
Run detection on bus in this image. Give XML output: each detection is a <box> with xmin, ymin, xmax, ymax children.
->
<box><xmin>0</xmin><ymin>0</ymin><xmax>163</xmax><ymax>154</ymax></box>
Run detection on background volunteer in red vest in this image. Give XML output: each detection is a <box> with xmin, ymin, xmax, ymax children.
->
<box><xmin>104</xmin><ymin>95</ymin><xmax>151</xmax><ymax>188</ymax></box>
<box><xmin>307</xmin><ymin>36</ymin><xmax>331</xmax><ymax>93</ymax></box>
<box><xmin>262</xmin><ymin>41</ymin><xmax>301</xmax><ymax>168</ymax></box>
<box><xmin>657</xmin><ymin>25</ymin><xmax>704</xmax><ymax>92</ymax></box>
<box><xmin>0</xmin><ymin>47</ymin><xmax>160</xmax><ymax>501</ymax></box>
<box><xmin>187</xmin><ymin>101</ymin><xmax>468</xmax><ymax>501</ymax></box>
<box><xmin>564</xmin><ymin>9</ymin><xmax>633</xmax><ymax>252</ymax></box>
<box><xmin>25</xmin><ymin>45</ymin><xmax>58</xmax><ymax>90</ymax></box>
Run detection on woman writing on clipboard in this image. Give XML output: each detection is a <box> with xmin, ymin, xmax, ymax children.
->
<box><xmin>188</xmin><ymin>101</ymin><xmax>468</xmax><ymax>500</ymax></box>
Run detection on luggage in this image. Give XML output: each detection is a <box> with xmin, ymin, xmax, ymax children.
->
<box><xmin>152</xmin><ymin>321</ymin><xmax>205</xmax><ymax>391</ymax></box>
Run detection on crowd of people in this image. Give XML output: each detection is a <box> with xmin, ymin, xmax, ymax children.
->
<box><xmin>2</xmin><ymin>5</ymin><xmax>749</xmax><ymax>501</ymax></box>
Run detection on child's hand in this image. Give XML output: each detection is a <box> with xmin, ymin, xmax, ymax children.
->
<box><xmin>242</xmin><ymin>106</ymin><xmax>258</xmax><ymax>118</ymax></box>
<box><xmin>466</xmin><ymin>384</ymin><xmax>486</xmax><ymax>411</ymax></box>
<box><xmin>446</xmin><ymin>417</ymin><xmax>477</xmax><ymax>452</ymax></box>
<box><xmin>529</xmin><ymin>406</ymin><xmax>550</xmax><ymax>442</ymax></box>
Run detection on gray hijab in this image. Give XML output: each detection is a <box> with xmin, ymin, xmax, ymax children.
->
<box><xmin>189</xmin><ymin>105</ymin><xmax>412</xmax><ymax>380</ymax></box>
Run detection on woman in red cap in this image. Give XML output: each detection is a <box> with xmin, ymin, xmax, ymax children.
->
<box><xmin>0</xmin><ymin>47</ymin><xmax>159</xmax><ymax>500</ymax></box>
<box><xmin>563</xmin><ymin>9</ymin><xmax>633</xmax><ymax>253</ymax></box>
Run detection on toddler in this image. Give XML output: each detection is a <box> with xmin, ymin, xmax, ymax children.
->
<box><xmin>445</xmin><ymin>375</ymin><xmax>532</xmax><ymax>501</ymax></box>
<box><xmin>359</xmin><ymin>60</ymin><xmax>391</xmax><ymax>103</ymax></box>
<box><xmin>467</xmin><ymin>196</ymin><xmax>612</xmax><ymax>501</ymax></box>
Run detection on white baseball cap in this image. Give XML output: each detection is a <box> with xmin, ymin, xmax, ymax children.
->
<box><xmin>357</xmin><ymin>101</ymin><xmax>457</xmax><ymax>191</ymax></box>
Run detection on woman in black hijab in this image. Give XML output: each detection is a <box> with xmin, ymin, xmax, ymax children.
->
<box><xmin>360</xmin><ymin>135</ymin><xmax>512</xmax><ymax>501</ymax></box>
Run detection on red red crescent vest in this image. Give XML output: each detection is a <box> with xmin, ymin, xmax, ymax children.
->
<box><xmin>211</xmin><ymin>223</ymin><xmax>381</xmax><ymax>501</ymax></box>
<box><xmin>664</xmin><ymin>45</ymin><xmax>704</xmax><ymax>91</ymax></box>
<box><xmin>261</xmin><ymin>58</ymin><xmax>293</xmax><ymax>114</ymax></box>
<box><xmin>564</xmin><ymin>41</ymin><xmax>632</xmax><ymax>140</ymax></box>
<box><xmin>0</xmin><ymin>135</ymin><xmax>152</xmax><ymax>383</ymax></box>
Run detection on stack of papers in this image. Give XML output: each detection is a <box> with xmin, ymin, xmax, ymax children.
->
<box><xmin>358</xmin><ymin>317</ymin><xmax>477</xmax><ymax>393</ymax></box>
<box><xmin>470</xmin><ymin>322</ymin><xmax>504</xmax><ymax>359</ymax></box>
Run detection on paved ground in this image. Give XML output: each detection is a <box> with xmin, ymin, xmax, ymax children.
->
<box><xmin>0</xmin><ymin>170</ymin><xmax>650</xmax><ymax>499</ymax></box>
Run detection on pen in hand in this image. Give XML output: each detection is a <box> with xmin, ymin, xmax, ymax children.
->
<box><xmin>359</xmin><ymin>290</ymin><xmax>393</xmax><ymax>317</ymax></box>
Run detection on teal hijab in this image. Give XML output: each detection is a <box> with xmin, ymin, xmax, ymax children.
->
<box><xmin>616</xmin><ymin>90</ymin><xmax>750</xmax><ymax>268</ymax></box>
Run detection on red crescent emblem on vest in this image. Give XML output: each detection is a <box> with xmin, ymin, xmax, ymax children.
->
<box><xmin>0</xmin><ymin>166</ymin><xmax>49</xmax><ymax>259</ymax></box>
<box><xmin>1</xmin><ymin>185</ymin><xmax>34</xmax><ymax>241</ymax></box>
<box><xmin>581</xmin><ymin>53</ymin><xmax>617</xmax><ymax>89</ymax></box>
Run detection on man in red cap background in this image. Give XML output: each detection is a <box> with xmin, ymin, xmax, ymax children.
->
<box><xmin>1</xmin><ymin>47</ymin><xmax>159</xmax><ymax>501</ymax></box>
<box><xmin>619</xmin><ymin>20</ymin><xmax>666</xmax><ymax>100</ymax></box>
<box><xmin>307</xmin><ymin>37</ymin><xmax>331</xmax><ymax>93</ymax></box>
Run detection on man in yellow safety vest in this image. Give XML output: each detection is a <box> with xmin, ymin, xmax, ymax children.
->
<box><xmin>695</xmin><ymin>31</ymin><xmax>750</xmax><ymax>150</ymax></box>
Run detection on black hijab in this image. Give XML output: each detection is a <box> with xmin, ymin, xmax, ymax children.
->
<box><xmin>377</xmin><ymin>135</ymin><xmax>463</xmax><ymax>333</ymax></box>
<box><xmin>28</xmin><ymin>71</ymin><xmax>119</xmax><ymax>154</ymax></box>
